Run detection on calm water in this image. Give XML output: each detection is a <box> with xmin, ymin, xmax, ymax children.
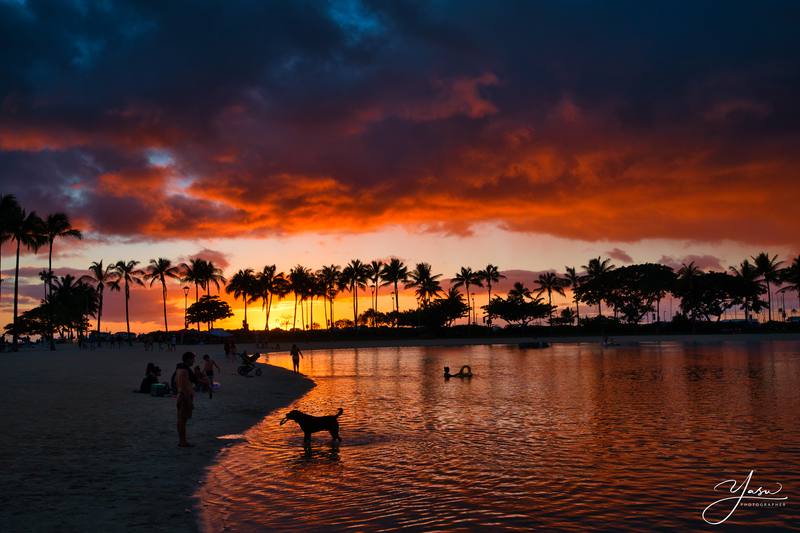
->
<box><xmin>198</xmin><ymin>342</ymin><xmax>800</xmax><ymax>531</ymax></box>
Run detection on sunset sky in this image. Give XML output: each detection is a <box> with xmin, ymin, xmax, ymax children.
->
<box><xmin>2</xmin><ymin>0</ymin><xmax>799</xmax><ymax>332</ymax></box>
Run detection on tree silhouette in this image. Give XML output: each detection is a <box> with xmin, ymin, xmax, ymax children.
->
<box><xmin>340</xmin><ymin>260</ymin><xmax>368</xmax><ymax>327</ymax></box>
<box><xmin>80</xmin><ymin>260</ymin><xmax>119</xmax><ymax>339</ymax></box>
<box><xmin>226</xmin><ymin>268</ymin><xmax>256</xmax><ymax>330</ymax></box>
<box><xmin>114</xmin><ymin>260</ymin><xmax>144</xmax><ymax>344</ymax></box>
<box><xmin>42</xmin><ymin>213</ymin><xmax>82</xmax><ymax>349</ymax></box>
<box><xmin>480</xmin><ymin>264</ymin><xmax>505</xmax><ymax>326</ymax></box>
<box><xmin>381</xmin><ymin>258</ymin><xmax>408</xmax><ymax>325</ymax></box>
<box><xmin>752</xmin><ymin>252</ymin><xmax>783</xmax><ymax>322</ymax></box>
<box><xmin>452</xmin><ymin>267</ymin><xmax>483</xmax><ymax>325</ymax></box>
<box><xmin>8</xmin><ymin>207</ymin><xmax>46</xmax><ymax>351</ymax></box>
<box><xmin>406</xmin><ymin>262</ymin><xmax>442</xmax><ymax>307</ymax></box>
<box><xmin>535</xmin><ymin>272</ymin><xmax>566</xmax><ymax>324</ymax></box>
<box><xmin>563</xmin><ymin>266</ymin><xmax>583</xmax><ymax>323</ymax></box>
<box><xmin>145</xmin><ymin>258</ymin><xmax>180</xmax><ymax>333</ymax></box>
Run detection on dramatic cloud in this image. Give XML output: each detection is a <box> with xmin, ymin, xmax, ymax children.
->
<box><xmin>606</xmin><ymin>248</ymin><xmax>633</xmax><ymax>264</ymax></box>
<box><xmin>658</xmin><ymin>254</ymin><xmax>725</xmax><ymax>272</ymax></box>
<box><xmin>1</xmin><ymin>1</ymin><xmax>799</xmax><ymax>244</ymax></box>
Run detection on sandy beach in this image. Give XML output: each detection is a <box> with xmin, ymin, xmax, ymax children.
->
<box><xmin>0</xmin><ymin>345</ymin><xmax>313</xmax><ymax>533</ymax></box>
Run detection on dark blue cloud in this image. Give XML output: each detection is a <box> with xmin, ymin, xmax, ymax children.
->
<box><xmin>1</xmin><ymin>0</ymin><xmax>799</xmax><ymax>243</ymax></box>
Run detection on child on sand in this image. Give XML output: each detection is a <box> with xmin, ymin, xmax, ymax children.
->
<box><xmin>202</xmin><ymin>354</ymin><xmax>221</xmax><ymax>398</ymax></box>
<box><xmin>290</xmin><ymin>344</ymin><xmax>303</xmax><ymax>373</ymax></box>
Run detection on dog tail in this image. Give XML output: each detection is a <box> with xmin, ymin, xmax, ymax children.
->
<box><xmin>335</xmin><ymin>407</ymin><xmax>344</xmax><ymax>417</ymax></box>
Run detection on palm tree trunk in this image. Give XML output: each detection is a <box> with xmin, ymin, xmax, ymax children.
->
<box><xmin>766</xmin><ymin>281</ymin><xmax>772</xmax><ymax>322</ymax></box>
<box><xmin>161</xmin><ymin>280</ymin><xmax>168</xmax><ymax>333</ymax></box>
<box><xmin>12</xmin><ymin>240</ymin><xmax>21</xmax><ymax>351</ymax></box>
<box><xmin>194</xmin><ymin>282</ymin><xmax>199</xmax><ymax>330</ymax></box>
<box><xmin>97</xmin><ymin>289</ymin><xmax>103</xmax><ymax>340</ymax></box>
<box><xmin>48</xmin><ymin>239</ymin><xmax>55</xmax><ymax>350</ymax></box>
<box><xmin>244</xmin><ymin>296</ymin><xmax>248</xmax><ymax>330</ymax></box>
<box><xmin>330</xmin><ymin>295</ymin><xmax>335</xmax><ymax>329</ymax></box>
<box><xmin>374</xmin><ymin>283</ymin><xmax>379</xmax><ymax>326</ymax></box>
<box><xmin>323</xmin><ymin>294</ymin><xmax>328</xmax><ymax>328</ymax></box>
<box><xmin>292</xmin><ymin>293</ymin><xmax>297</xmax><ymax>329</ymax></box>
<box><xmin>548</xmin><ymin>289</ymin><xmax>553</xmax><ymax>325</ymax></box>
<box><xmin>268</xmin><ymin>293</ymin><xmax>274</xmax><ymax>330</ymax></box>
<box><xmin>575</xmin><ymin>298</ymin><xmax>580</xmax><ymax>323</ymax></box>
<box><xmin>354</xmin><ymin>284</ymin><xmax>359</xmax><ymax>326</ymax></box>
<box><xmin>310</xmin><ymin>296</ymin><xmax>314</xmax><ymax>330</ymax></box>
<box><xmin>487</xmin><ymin>283</ymin><xmax>492</xmax><ymax>326</ymax></box>
<box><xmin>125</xmin><ymin>282</ymin><xmax>131</xmax><ymax>345</ymax></box>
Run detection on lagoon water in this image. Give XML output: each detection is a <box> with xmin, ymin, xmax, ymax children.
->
<box><xmin>198</xmin><ymin>342</ymin><xmax>800</xmax><ymax>531</ymax></box>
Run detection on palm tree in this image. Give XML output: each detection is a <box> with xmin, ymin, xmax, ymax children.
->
<box><xmin>582</xmin><ymin>257</ymin><xmax>615</xmax><ymax>317</ymax></box>
<box><xmin>406</xmin><ymin>262</ymin><xmax>442</xmax><ymax>307</ymax></box>
<box><xmin>114</xmin><ymin>260</ymin><xmax>144</xmax><ymax>344</ymax></box>
<box><xmin>367</xmin><ymin>260</ymin><xmax>385</xmax><ymax>324</ymax></box>
<box><xmin>41</xmin><ymin>213</ymin><xmax>82</xmax><ymax>349</ymax></box>
<box><xmin>381</xmin><ymin>258</ymin><xmax>408</xmax><ymax>317</ymax></box>
<box><xmin>535</xmin><ymin>272</ymin><xmax>566</xmax><ymax>324</ymax></box>
<box><xmin>201</xmin><ymin>260</ymin><xmax>226</xmax><ymax>296</ymax></box>
<box><xmin>145</xmin><ymin>258</ymin><xmax>180</xmax><ymax>333</ymax></box>
<box><xmin>319</xmin><ymin>265</ymin><xmax>341</xmax><ymax>328</ymax></box>
<box><xmin>289</xmin><ymin>265</ymin><xmax>311</xmax><ymax>329</ymax></box>
<box><xmin>9</xmin><ymin>207</ymin><xmax>46</xmax><ymax>351</ymax></box>
<box><xmin>225</xmin><ymin>268</ymin><xmax>256</xmax><ymax>330</ymax></box>
<box><xmin>340</xmin><ymin>260</ymin><xmax>368</xmax><ymax>327</ymax></box>
<box><xmin>452</xmin><ymin>267</ymin><xmax>483</xmax><ymax>325</ymax></box>
<box><xmin>0</xmin><ymin>195</ymin><xmax>21</xmax><ymax>310</ymax></box>
<box><xmin>480</xmin><ymin>264</ymin><xmax>505</xmax><ymax>326</ymax></box>
<box><xmin>779</xmin><ymin>256</ymin><xmax>800</xmax><ymax>316</ymax></box>
<box><xmin>508</xmin><ymin>281</ymin><xmax>532</xmax><ymax>301</ymax></box>
<box><xmin>254</xmin><ymin>265</ymin><xmax>286</xmax><ymax>330</ymax></box>
<box><xmin>80</xmin><ymin>260</ymin><xmax>119</xmax><ymax>339</ymax></box>
<box><xmin>752</xmin><ymin>252</ymin><xmax>783</xmax><ymax>322</ymax></box>
<box><xmin>564</xmin><ymin>266</ymin><xmax>582</xmax><ymax>323</ymax></box>
<box><xmin>730</xmin><ymin>259</ymin><xmax>766</xmax><ymax>322</ymax></box>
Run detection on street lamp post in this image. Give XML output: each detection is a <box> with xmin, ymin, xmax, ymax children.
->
<box><xmin>183</xmin><ymin>285</ymin><xmax>190</xmax><ymax>329</ymax></box>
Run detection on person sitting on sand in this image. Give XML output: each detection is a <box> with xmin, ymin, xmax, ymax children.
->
<box><xmin>175</xmin><ymin>352</ymin><xmax>197</xmax><ymax>447</ymax></box>
<box><xmin>139</xmin><ymin>362</ymin><xmax>159</xmax><ymax>393</ymax></box>
<box><xmin>290</xmin><ymin>344</ymin><xmax>303</xmax><ymax>373</ymax></box>
<box><xmin>444</xmin><ymin>365</ymin><xmax>473</xmax><ymax>379</ymax></box>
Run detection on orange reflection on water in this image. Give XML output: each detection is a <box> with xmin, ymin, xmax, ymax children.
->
<box><xmin>199</xmin><ymin>341</ymin><xmax>800</xmax><ymax>530</ymax></box>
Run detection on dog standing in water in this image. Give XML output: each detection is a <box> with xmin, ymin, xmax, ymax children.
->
<box><xmin>280</xmin><ymin>408</ymin><xmax>344</xmax><ymax>443</ymax></box>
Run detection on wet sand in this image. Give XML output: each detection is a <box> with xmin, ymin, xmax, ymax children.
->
<box><xmin>0</xmin><ymin>346</ymin><xmax>313</xmax><ymax>532</ymax></box>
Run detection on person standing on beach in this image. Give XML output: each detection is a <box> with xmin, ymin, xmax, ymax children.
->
<box><xmin>175</xmin><ymin>351</ymin><xmax>197</xmax><ymax>447</ymax></box>
<box><xmin>290</xmin><ymin>344</ymin><xmax>303</xmax><ymax>373</ymax></box>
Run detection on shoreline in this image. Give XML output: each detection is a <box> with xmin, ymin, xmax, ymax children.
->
<box><xmin>0</xmin><ymin>346</ymin><xmax>314</xmax><ymax>532</ymax></box>
<box><xmin>245</xmin><ymin>332</ymin><xmax>800</xmax><ymax>354</ymax></box>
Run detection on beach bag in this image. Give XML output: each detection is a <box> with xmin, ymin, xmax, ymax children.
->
<box><xmin>150</xmin><ymin>383</ymin><xmax>168</xmax><ymax>397</ymax></box>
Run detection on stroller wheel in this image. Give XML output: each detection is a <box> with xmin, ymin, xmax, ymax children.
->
<box><xmin>255</xmin><ymin>368</ymin><xmax>262</xmax><ymax>376</ymax></box>
<box><xmin>237</xmin><ymin>366</ymin><xmax>248</xmax><ymax>376</ymax></box>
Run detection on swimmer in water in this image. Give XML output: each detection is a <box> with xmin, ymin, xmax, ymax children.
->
<box><xmin>444</xmin><ymin>365</ymin><xmax>473</xmax><ymax>379</ymax></box>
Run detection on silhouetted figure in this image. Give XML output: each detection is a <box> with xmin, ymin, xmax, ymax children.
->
<box><xmin>290</xmin><ymin>344</ymin><xmax>303</xmax><ymax>373</ymax></box>
<box><xmin>138</xmin><ymin>362</ymin><xmax>159</xmax><ymax>393</ymax></box>
<box><xmin>280</xmin><ymin>408</ymin><xmax>344</xmax><ymax>444</ymax></box>
<box><xmin>174</xmin><ymin>351</ymin><xmax>198</xmax><ymax>447</ymax></box>
<box><xmin>444</xmin><ymin>365</ymin><xmax>473</xmax><ymax>379</ymax></box>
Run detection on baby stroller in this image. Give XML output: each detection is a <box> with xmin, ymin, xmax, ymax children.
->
<box><xmin>237</xmin><ymin>351</ymin><xmax>262</xmax><ymax>376</ymax></box>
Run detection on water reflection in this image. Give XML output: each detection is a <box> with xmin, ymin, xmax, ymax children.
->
<box><xmin>198</xmin><ymin>342</ymin><xmax>800</xmax><ymax>531</ymax></box>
